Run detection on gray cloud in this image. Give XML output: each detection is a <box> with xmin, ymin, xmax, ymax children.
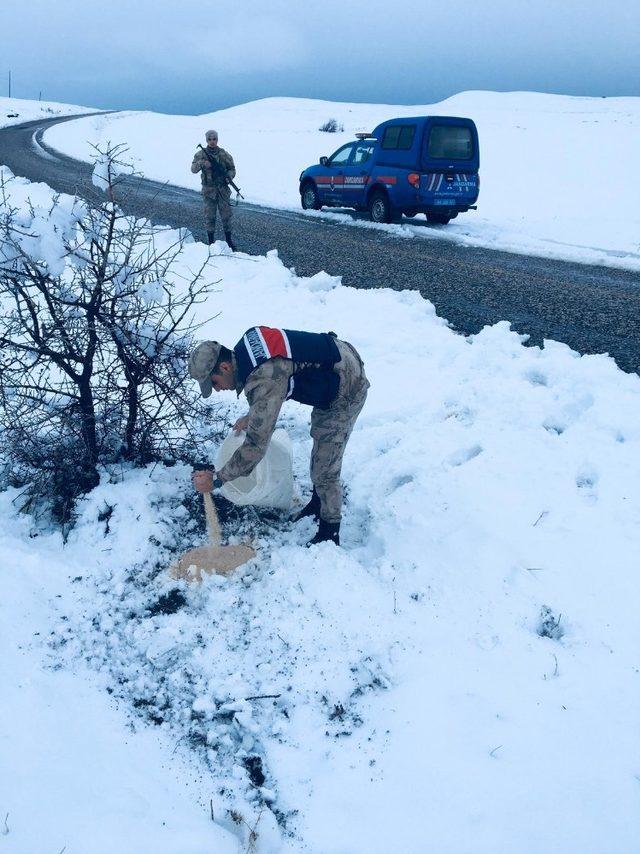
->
<box><xmin>1</xmin><ymin>0</ymin><xmax>638</xmax><ymax>113</ymax></box>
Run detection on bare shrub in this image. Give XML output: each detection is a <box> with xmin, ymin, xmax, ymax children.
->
<box><xmin>0</xmin><ymin>148</ymin><xmax>220</xmax><ymax>528</ymax></box>
<box><xmin>318</xmin><ymin>118</ymin><xmax>344</xmax><ymax>133</ymax></box>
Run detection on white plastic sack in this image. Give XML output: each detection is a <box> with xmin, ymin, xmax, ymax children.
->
<box><xmin>215</xmin><ymin>428</ymin><xmax>294</xmax><ymax>509</ymax></box>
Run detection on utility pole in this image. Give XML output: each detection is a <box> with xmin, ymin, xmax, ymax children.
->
<box><xmin>8</xmin><ymin>70</ymin><xmax>11</xmax><ymax>98</ymax></box>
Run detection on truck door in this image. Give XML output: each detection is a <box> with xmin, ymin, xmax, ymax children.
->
<box><xmin>341</xmin><ymin>141</ymin><xmax>375</xmax><ymax>208</ymax></box>
<box><xmin>317</xmin><ymin>143</ymin><xmax>355</xmax><ymax>205</ymax></box>
<box><xmin>420</xmin><ymin>120</ymin><xmax>480</xmax><ymax>208</ymax></box>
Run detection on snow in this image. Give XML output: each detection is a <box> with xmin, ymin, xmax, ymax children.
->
<box><xmin>0</xmin><ymin>498</ymin><xmax>237</xmax><ymax>853</ymax></box>
<box><xmin>0</xmin><ymin>186</ymin><xmax>87</xmax><ymax>277</ymax></box>
<box><xmin>91</xmin><ymin>152</ymin><xmax>112</xmax><ymax>192</ymax></box>
<box><xmin>41</xmin><ymin>91</ymin><xmax>640</xmax><ymax>270</ymax></box>
<box><xmin>1</xmin><ymin>165</ymin><xmax>640</xmax><ymax>852</ymax></box>
<box><xmin>0</xmin><ymin>95</ymin><xmax>97</xmax><ymax>129</ymax></box>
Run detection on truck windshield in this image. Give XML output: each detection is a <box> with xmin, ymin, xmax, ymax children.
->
<box><xmin>426</xmin><ymin>125</ymin><xmax>473</xmax><ymax>160</ymax></box>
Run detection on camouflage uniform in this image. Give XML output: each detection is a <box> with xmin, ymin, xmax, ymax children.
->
<box><xmin>191</xmin><ymin>146</ymin><xmax>236</xmax><ymax>236</ymax></box>
<box><xmin>218</xmin><ymin>339</ymin><xmax>369</xmax><ymax>523</ymax></box>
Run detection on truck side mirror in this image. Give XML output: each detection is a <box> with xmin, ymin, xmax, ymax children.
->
<box><xmin>319</xmin><ymin>156</ymin><xmax>329</xmax><ymax>166</ymax></box>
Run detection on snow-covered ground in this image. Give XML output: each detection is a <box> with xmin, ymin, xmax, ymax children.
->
<box><xmin>0</xmin><ymin>95</ymin><xmax>98</xmax><ymax>128</ymax></box>
<box><xmin>1</xmin><ymin>168</ymin><xmax>639</xmax><ymax>853</ymax></box>
<box><xmin>0</xmin><ymin>507</ymin><xmax>238</xmax><ymax>853</ymax></box>
<box><xmin>41</xmin><ymin>91</ymin><xmax>640</xmax><ymax>270</ymax></box>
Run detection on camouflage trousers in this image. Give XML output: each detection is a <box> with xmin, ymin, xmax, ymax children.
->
<box><xmin>310</xmin><ymin>340</ymin><xmax>370</xmax><ymax>524</ymax></box>
<box><xmin>202</xmin><ymin>185</ymin><xmax>232</xmax><ymax>234</ymax></box>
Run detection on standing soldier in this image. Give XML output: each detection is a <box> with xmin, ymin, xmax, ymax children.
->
<box><xmin>188</xmin><ymin>327</ymin><xmax>370</xmax><ymax>546</ymax></box>
<box><xmin>191</xmin><ymin>129</ymin><xmax>237</xmax><ymax>250</ymax></box>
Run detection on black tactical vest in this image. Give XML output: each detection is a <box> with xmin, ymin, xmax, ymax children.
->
<box><xmin>234</xmin><ymin>326</ymin><xmax>340</xmax><ymax>409</ymax></box>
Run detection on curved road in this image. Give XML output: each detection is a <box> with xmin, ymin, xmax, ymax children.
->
<box><xmin>1</xmin><ymin>113</ymin><xmax>638</xmax><ymax>373</ymax></box>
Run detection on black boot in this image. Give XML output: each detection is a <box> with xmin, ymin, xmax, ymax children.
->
<box><xmin>224</xmin><ymin>231</ymin><xmax>237</xmax><ymax>251</ymax></box>
<box><xmin>308</xmin><ymin>519</ymin><xmax>340</xmax><ymax>547</ymax></box>
<box><xmin>293</xmin><ymin>488</ymin><xmax>321</xmax><ymax>523</ymax></box>
<box><xmin>207</xmin><ymin>231</ymin><xmax>215</xmax><ymax>245</ymax></box>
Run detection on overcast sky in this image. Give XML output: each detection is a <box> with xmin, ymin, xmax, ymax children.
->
<box><xmin>2</xmin><ymin>0</ymin><xmax>639</xmax><ymax>113</ymax></box>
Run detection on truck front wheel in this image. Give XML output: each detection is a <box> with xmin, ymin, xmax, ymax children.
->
<box><xmin>301</xmin><ymin>182</ymin><xmax>321</xmax><ymax>210</ymax></box>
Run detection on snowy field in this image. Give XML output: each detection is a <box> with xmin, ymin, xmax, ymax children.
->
<box><xmin>1</xmin><ymin>166</ymin><xmax>639</xmax><ymax>853</ymax></box>
<box><xmin>0</xmin><ymin>95</ymin><xmax>97</xmax><ymax>127</ymax></box>
<box><xmin>41</xmin><ymin>91</ymin><xmax>640</xmax><ymax>270</ymax></box>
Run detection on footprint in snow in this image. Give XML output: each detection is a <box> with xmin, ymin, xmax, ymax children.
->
<box><xmin>525</xmin><ymin>369</ymin><xmax>549</xmax><ymax>387</ymax></box>
<box><xmin>390</xmin><ymin>474</ymin><xmax>414</xmax><ymax>491</ymax></box>
<box><xmin>576</xmin><ymin>467</ymin><xmax>599</xmax><ymax>502</ymax></box>
<box><xmin>442</xmin><ymin>402</ymin><xmax>475</xmax><ymax>426</ymax></box>
<box><xmin>542</xmin><ymin>418</ymin><xmax>566</xmax><ymax>435</ymax></box>
<box><xmin>542</xmin><ymin>394</ymin><xmax>594</xmax><ymax>437</ymax></box>
<box><xmin>446</xmin><ymin>444</ymin><xmax>483</xmax><ymax>467</ymax></box>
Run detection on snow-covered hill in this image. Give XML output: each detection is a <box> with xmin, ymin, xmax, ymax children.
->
<box><xmin>41</xmin><ymin>91</ymin><xmax>640</xmax><ymax>270</ymax></box>
<box><xmin>1</xmin><ymin>169</ymin><xmax>639</xmax><ymax>853</ymax></box>
<box><xmin>0</xmin><ymin>95</ymin><xmax>98</xmax><ymax>127</ymax></box>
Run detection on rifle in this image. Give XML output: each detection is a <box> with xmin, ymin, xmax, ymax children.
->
<box><xmin>197</xmin><ymin>144</ymin><xmax>245</xmax><ymax>202</ymax></box>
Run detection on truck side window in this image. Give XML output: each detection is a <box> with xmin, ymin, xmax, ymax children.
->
<box><xmin>328</xmin><ymin>144</ymin><xmax>355</xmax><ymax>166</ymax></box>
<box><xmin>382</xmin><ymin>125</ymin><xmax>416</xmax><ymax>150</ymax></box>
<box><xmin>353</xmin><ymin>144</ymin><xmax>374</xmax><ymax>164</ymax></box>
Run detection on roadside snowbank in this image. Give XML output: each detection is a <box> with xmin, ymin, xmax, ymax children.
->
<box><xmin>2</xmin><ymin>170</ymin><xmax>640</xmax><ymax>853</ymax></box>
<box><xmin>0</xmin><ymin>95</ymin><xmax>97</xmax><ymax>128</ymax></box>
<box><xmin>43</xmin><ymin>91</ymin><xmax>640</xmax><ymax>270</ymax></box>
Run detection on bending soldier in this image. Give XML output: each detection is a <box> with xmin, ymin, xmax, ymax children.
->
<box><xmin>191</xmin><ymin>129</ymin><xmax>237</xmax><ymax>250</ymax></box>
<box><xmin>189</xmin><ymin>327</ymin><xmax>370</xmax><ymax>546</ymax></box>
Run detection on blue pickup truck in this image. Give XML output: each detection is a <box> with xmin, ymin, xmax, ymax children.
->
<box><xmin>299</xmin><ymin>115</ymin><xmax>479</xmax><ymax>224</ymax></box>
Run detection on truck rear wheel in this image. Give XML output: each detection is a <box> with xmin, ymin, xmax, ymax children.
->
<box><xmin>369</xmin><ymin>190</ymin><xmax>392</xmax><ymax>224</ymax></box>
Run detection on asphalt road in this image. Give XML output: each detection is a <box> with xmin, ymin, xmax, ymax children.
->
<box><xmin>1</xmin><ymin>113</ymin><xmax>638</xmax><ymax>373</ymax></box>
